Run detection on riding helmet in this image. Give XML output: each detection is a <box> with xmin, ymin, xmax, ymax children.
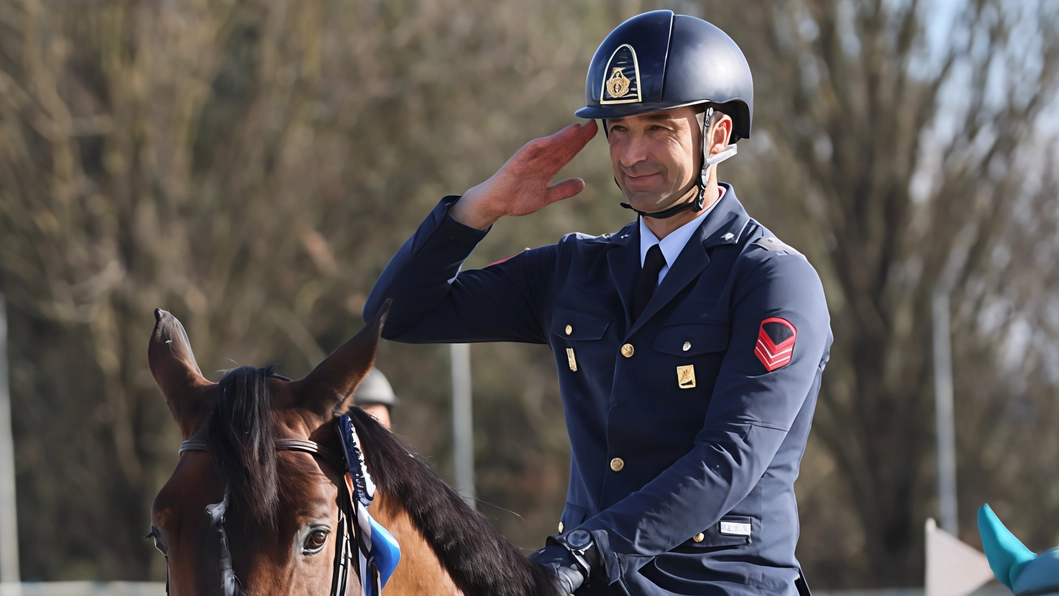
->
<box><xmin>575</xmin><ymin>10</ymin><xmax>753</xmax><ymax>142</ymax></box>
<box><xmin>353</xmin><ymin>367</ymin><xmax>398</xmax><ymax>409</ymax></box>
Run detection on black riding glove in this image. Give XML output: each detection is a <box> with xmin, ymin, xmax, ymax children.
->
<box><xmin>529</xmin><ymin>544</ymin><xmax>586</xmax><ymax>595</ymax></box>
<box><xmin>529</xmin><ymin>529</ymin><xmax>603</xmax><ymax>595</ymax></box>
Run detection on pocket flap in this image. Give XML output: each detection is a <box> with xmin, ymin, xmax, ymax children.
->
<box><xmin>551</xmin><ymin>308</ymin><xmax>611</xmax><ymax>341</ymax></box>
<box><xmin>682</xmin><ymin>515</ymin><xmax>755</xmax><ymax>548</ymax></box>
<box><xmin>655</xmin><ymin>323</ymin><xmax>729</xmax><ymax>356</ymax></box>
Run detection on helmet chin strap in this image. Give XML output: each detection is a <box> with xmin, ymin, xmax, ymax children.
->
<box><xmin>619</xmin><ymin>106</ymin><xmax>738</xmax><ymax>220</ymax></box>
<box><xmin>620</xmin><ymin>184</ymin><xmax>706</xmax><ymax>220</ymax></box>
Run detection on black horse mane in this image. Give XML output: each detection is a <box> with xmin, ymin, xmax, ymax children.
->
<box><xmin>346</xmin><ymin>407</ymin><xmax>557</xmax><ymax>596</ymax></box>
<box><xmin>207</xmin><ymin>365</ymin><xmax>280</xmax><ymax>527</ymax></box>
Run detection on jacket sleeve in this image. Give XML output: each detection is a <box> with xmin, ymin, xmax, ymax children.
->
<box><xmin>577</xmin><ymin>248</ymin><xmax>832</xmax><ymax>583</ymax></box>
<box><xmin>363</xmin><ymin>195</ymin><xmax>557</xmax><ymax>344</ymax></box>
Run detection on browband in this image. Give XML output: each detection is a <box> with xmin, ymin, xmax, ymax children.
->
<box><xmin>179</xmin><ymin>439</ymin><xmax>346</xmax><ymax>473</ymax></box>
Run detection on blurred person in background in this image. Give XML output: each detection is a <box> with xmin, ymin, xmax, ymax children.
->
<box><xmin>353</xmin><ymin>366</ymin><xmax>396</xmax><ymax>430</ymax></box>
<box><xmin>365</xmin><ymin>10</ymin><xmax>831</xmax><ymax>596</ymax></box>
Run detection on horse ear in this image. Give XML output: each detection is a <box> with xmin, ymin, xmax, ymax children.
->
<box><xmin>149</xmin><ymin>308</ymin><xmax>215</xmax><ymax>439</ymax></box>
<box><xmin>293</xmin><ymin>301</ymin><xmax>390</xmax><ymax>423</ymax></box>
<box><xmin>978</xmin><ymin>503</ymin><xmax>1037</xmax><ymax>590</ymax></box>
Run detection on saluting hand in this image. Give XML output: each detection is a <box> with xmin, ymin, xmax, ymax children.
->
<box><xmin>449</xmin><ymin>121</ymin><xmax>599</xmax><ymax>230</ymax></box>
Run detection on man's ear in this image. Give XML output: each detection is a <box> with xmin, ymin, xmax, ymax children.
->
<box><xmin>708</xmin><ymin>113</ymin><xmax>734</xmax><ymax>155</ymax></box>
<box><xmin>148</xmin><ymin>309</ymin><xmax>215</xmax><ymax>439</ymax></box>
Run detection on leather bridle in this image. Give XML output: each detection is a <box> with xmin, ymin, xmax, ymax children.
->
<box><xmin>166</xmin><ymin>437</ymin><xmax>362</xmax><ymax>596</ymax></box>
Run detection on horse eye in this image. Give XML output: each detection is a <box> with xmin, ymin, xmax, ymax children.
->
<box><xmin>145</xmin><ymin>528</ymin><xmax>168</xmax><ymax>557</ymax></box>
<box><xmin>303</xmin><ymin>529</ymin><xmax>329</xmax><ymax>554</ymax></box>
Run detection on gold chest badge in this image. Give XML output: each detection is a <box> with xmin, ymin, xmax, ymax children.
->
<box><xmin>677</xmin><ymin>365</ymin><xmax>696</xmax><ymax>389</ymax></box>
<box><xmin>606</xmin><ymin>68</ymin><xmax>631</xmax><ymax>98</ymax></box>
<box><xmin>567</xmin><ymin>347</ymin><xmax>578</xmax><ymax>372</ymax></box>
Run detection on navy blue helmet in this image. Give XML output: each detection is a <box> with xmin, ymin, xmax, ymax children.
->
<box><xmin>576</xmin><ymin>10</ymin><xmax>753</xmax><ymax>142</ymax></box>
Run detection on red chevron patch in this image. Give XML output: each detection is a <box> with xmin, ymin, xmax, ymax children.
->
<box><xmin>486</xmin><ymin>254</ymin><xmax>516</xmax><ymax>268</ymax></box>
<box><xmin>754</xmin><ymin>317</ymin><xmax>797</xmax><ymax>372</ymax></box>
<box><xmin>486</xmin><ymin>248</ymin><xmax>529</xmax><ymax>268</ymax></box>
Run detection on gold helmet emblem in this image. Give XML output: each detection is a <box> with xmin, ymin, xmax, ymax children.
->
<box><xmin>606</xmin><ymin>68</ymin><xmax>632</xmax><ymax>98</ymax></box>
<box><xmin>600</xmin><ymin>44</ymin><xmax>641</xmax><ymax>105</ymax></box>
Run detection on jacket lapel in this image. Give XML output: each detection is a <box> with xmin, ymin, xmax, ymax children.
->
<box><xmin>626</xmin><ymin>236</ymin><xmax>709</xmax><ymax>338</ymax></box>
<box><xmin>606</xmin><ymin>223</ymin><xmax>640</xmax><ymax>333</ymax></box>
<box><xmin>625</xmin><ymin>185</ymin><xmax>752</xmax><ymax>338</ymax></box>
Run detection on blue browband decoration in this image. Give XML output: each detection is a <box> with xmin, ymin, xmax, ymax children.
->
<box><xmin>337</xmin><ymin>414</ymin><xmax>400</xmax><ymax>592</ymax></box>
<box><xmin>368</xmin><ymin>517</ymin><xmax>401</xmax><ymax>588</ymax></box>
<box><xmin>338</xmin><ymin>414</ymin><xmax>376</xmax><ymax>507</ymax></box>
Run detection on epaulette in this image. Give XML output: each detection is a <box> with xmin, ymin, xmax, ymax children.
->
<box><xmin>752</xmin><ymin>236</ymin><xmax>801</xmax><ymax>256</ymax></box>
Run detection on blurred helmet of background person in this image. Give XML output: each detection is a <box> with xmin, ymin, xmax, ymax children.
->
<box><xmin>575</xmin><ymin>10</ymin><xmax>753</xmax><ymax>218</ymax></box>
<box><xmin>353</xmin><ymin>366</ymin><xmax>397</xmax><ymax>429</ymax></box>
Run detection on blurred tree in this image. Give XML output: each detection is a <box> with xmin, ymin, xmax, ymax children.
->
<box><xmin>0</xmin><ymin>0</ymin><xmax>620</xmax><ymax>579</ymax></box>
<box><xmin>0</xmin><ymin>0</ymin><xmax>1057</xmax><ymax>588</ymax></box>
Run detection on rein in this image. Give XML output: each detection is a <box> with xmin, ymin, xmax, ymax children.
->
<box><xmin>176</xmin><ymin>436</ymin><xmax>362</xmax><ymax>596</ymax></box>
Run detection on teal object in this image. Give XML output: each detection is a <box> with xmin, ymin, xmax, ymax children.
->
<box><xmin>978</xmin><ymin>504</ymin><xmax>1059</xmax><ymax>595</ymax></box>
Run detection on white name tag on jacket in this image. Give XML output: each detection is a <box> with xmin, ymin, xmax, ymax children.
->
<box><xmin>720</xmin><ymin>521</ymin><xmax>752</xmax><ymax>536</ymax></box>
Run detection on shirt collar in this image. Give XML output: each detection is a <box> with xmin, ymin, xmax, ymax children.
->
<box><xmin>639</xmin><ymin>186</ymin><xmax>726</xmax><ymax>267</ymax></box>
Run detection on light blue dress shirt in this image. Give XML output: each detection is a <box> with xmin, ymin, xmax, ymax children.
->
<box><xmin>638</xmin><ymin>187</ymin><xmax>727</xmax><ymax>283</ymax></box>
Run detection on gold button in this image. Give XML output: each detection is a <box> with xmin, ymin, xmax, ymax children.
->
<box><xmin>610</xmin><ymin>457</ymin><xmax>625</xmax><ymax>472</ymax></box>
<box><xmin>682</xmin><ymin>341</ymin><xmax>691</xmax><ymax>352</ymax></box>
<box><xmin>558</xmin><ymin>522</ymin><xmax>564</xmax><ymax>533</ymax></box>
<box><xmin>621</xmin><ymin>343</ymin><xmax>634</xmax><ymax>358</ymax></box>
<box><xmin>565</xmin><ymin>325</ymin><xmax>573</xmax><ymax>336</ymax></box>
<box><xmin>693</xmin><ymin>532</ymin><xmax>704</xmax><ymax>543</ymax></box>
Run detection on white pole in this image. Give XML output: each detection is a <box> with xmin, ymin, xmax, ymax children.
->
<box><xmin>932</xmin><ymin>289</ymin><xmax>958</xmax><ymax>536</ymax></box>
<box><xmin>0</xmin><ymin>294</ymin><xmax>21</xmax><ymax>585</ymax></box>
<box><xmin>450</xmin><ymin>343</ymin><xmax>476</xmax><ymax>508</ymax></box>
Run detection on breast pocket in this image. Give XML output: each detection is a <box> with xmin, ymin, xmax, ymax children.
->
<box><xmin>550</xmin><ymin>307</ymin><xmax>613</xmax><ymax>374</ymax></box>
<box><xmin>652</xmin><ymin>323</ymin><xmax>729</xmax><ymax>402</ymax></box>
<box><xmin>654</xmin><ymin>323</ymin><xmax>729</xmax><ymax>357</ymax></box>
<box><xmin>551</xmin><ymin>307</ymin><xmax>611</xmax><ymax>342</ymax></box>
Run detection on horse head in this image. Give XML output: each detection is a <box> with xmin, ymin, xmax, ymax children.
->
<box><xmin>147</xmin><ymin>305</ymin><xmax>558</xmax><ymax>596</ymax></box>
<box><xmin>147</xmin><ymin>306</ymin><xmax>386</xmax><ymax>594</ymax></box>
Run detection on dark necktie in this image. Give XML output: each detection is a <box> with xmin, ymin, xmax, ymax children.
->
<box><xmin>632</xmin><ymin>244</ymin><xmax>666</xmax><ymax>322</ymax></box>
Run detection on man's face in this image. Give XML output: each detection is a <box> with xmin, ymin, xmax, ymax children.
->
<box><xmin>606</xmin><ymin>106</ymin><xmax>702</xmax><ymax>213</ymax></box>
<box><xmin>358</xmin><ymin>404</ymin><xmax>392</xmax><ymax>430</ymax></box>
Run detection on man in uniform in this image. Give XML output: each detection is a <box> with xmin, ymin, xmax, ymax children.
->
<box><xmin>364</xmin><ymin>10</ymin><xmax>831</xmax><ymax>596</ymax></box>
<box><xmin>353</xmin><ymin>366</ymin><xmax>397</xmax><ymax>430</ymax></box>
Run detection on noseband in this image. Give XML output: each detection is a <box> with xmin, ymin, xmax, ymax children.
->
<box><xmin>174</xmin><ymin>437</ymin><xmax>362</xmax><ymax>596</ymax></box>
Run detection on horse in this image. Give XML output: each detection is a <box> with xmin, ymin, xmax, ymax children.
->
<box><xmin>146</xmin><ymin>304</ymin><xmax>558</xmax><ymax>595</ymax></box>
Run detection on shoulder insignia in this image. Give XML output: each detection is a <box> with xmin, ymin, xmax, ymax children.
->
<box><xmin>486</xmin><ymin>247</ymin><xmax>529</xmax><ymax>268</ymax></box>
<box><xmin>752</xmin><ymin>237</ymin><xmax>801</xmax><ymax>255</ymax></box>
<box><xmin>755</xmin><ymin>318</ymin><xmax>796</xmax><ymax>372</ymax></box>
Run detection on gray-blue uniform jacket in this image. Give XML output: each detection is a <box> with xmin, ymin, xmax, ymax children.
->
<box><xmin>364</xmin><ymin>184</ymin><xmax>832</xmax><ymax>595</ymax></box>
